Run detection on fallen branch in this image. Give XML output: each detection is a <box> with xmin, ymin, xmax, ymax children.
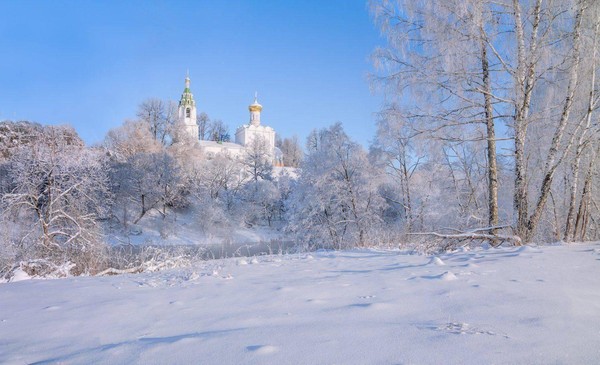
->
<box><xmin>95</xmin><ymin>267</ymin><xmax>143</xmax><ymax>276</ymax></box>
<box><xmin>409</xmin><ymin>229</ymin><xmax>522</xmax><ymax>248</ymax></box>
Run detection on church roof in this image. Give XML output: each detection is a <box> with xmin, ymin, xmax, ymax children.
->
<box><xmin>248</xmin><ymin>93</ymin><xmax>262</xmax><ymax>112</ymax></box>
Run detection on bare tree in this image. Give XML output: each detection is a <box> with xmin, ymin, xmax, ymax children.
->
<box><xmin>516</xmin><ymin>1</ymin><xmax>587</xmax><ymax>242</ymax></box>
<box><xmin>104</xmin><ymin>120</ymin><xmax>162</xmax><ymax>161</ymax></box>
<box><xmin>288</xmin><ymin>123</ymin><xmax>384</xmax><ymax>249</ymax></box>
<box><xmin>242</xmin><ymin>136</ymin><xmax>273</xmax><ymax>184</ymax></box>
<box><xmin>110</xmin><ymin>152</ymin><xmax>182</xmax><ymax>225</ymax></box>
<box><xmin>136</xmin><ymin>98</ymin><xmax>177</xmax><ymax>146</ymax></box>
<box><xmin>0</xmin><ymin>120</ymin><xmax>45</xmax><ymax>161</ymax></box>
<box><xmin>564</xmin><ymin>5</ymin><xmax>600</xmax><ymax>241</ymax></box>
<box><xmin>207</xmin><ymin>119</ymin><xmax>230</xmax><ymax>142</ymax></box>
<box><xmin>371</xmin><ymin>0</ymin><xmax>599</xmax><ymax>244</ymax></box>
<box><xmin>1</xmin><ymin>125</ymin><xmax>109</xmax><ymax>274</ymax></box>
<box><xmin>371</xmin><ymin>107</ymin><xmax>424</xmax><ymax>232</ymax></box>
<box><xmin>370</xmin><ymin>0</ymin><xmax>502</xmax><ymax>235</ymax></box>
<box><xmin>278</xmin><ymin>135</ymin><xmax>303</xmax><ymax>167</ymax></box>
<box><xmin>196</xmin><ymin>152</ymin><xmax>245</xmax><ymax>200</ymax></box>
<box><xmin>197</xmin><ymin>112</ymin><xmax>210</xmax><ymax>140</ymax></box>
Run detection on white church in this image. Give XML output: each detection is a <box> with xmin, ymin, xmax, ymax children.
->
<box><xmin>177</xmin><ymin>74</ymin><xmax>281</xmax><ymax>164</ymax></box>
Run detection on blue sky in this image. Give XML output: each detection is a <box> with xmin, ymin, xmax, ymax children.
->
<box><xmin>0</xmin><ymin>0</ymin><xmax>384</xmax><ymax>147</ymax></box>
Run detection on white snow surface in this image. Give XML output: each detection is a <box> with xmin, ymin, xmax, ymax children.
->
<box><xmin>1</xmin><ymin>243</ymin><xmax>600</xmax><ymax>364</ymax></box>
<box><xmin>107</xmin><ymin>207</ymin><xmax>286</xmax><ymax>247</ymax></box>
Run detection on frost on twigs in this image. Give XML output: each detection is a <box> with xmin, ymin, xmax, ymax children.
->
<box><xmin>96</xmin><ymin>245</ymin><xmax>197</xmax><ymax>277</ymax></box>
<box><xmin>409</xmin><ymin>226</ymin><xmax>522</xmax><ymax>254</ymax></box>
<box><xmin>4</xmin><ymin>260</ymin><xmax>76</xmax><ymax>282</ymax></box>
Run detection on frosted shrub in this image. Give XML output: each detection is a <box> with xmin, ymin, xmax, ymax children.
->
<box><xmin>0</xmin><ymin>124</ymin><xmax>110</xmax><ymax>277</ymax></box>
<box><xmin>287</xmin><ymin>123</ymin><xmax>384</xmax><ymax>250</ymax></box>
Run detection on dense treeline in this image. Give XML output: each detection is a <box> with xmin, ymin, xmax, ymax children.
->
<box><xmin>0</xmin><ymin>108</ymin><xmax>301</xmax><ymax>277</ymax></box>
<box><xmin>370</xmin><ymin>0</ymin><xmax>600</xmax><ymax>243</ymax></box>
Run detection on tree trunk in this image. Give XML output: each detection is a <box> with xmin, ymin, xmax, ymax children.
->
<box><xmin>480</xmin><ymin>35</ymin><xmax>499</xmax><ymax>233</ymax></box>
<box><xmin>565</xmin><ymin>14</ymin><xmax>599</xmax><ymax>242</ymax></box>
<box><xmin>525</xmin><ymin>3</ymin><xmax>584</xmax><ymax>242</ymax></box>
<box><xmin>512</xmin><ymin>0</ymin><xmax>542</xmax><ymax>240</ymax></box>
<box><xmin>401</xmin><ymin>157</ymin><xmax>413</xmax><ymax>232</ymax></box>
<box><xmin>575</xmin><ymin>145</ymin><xmax>599</xmax><ymax>240</ymax></box>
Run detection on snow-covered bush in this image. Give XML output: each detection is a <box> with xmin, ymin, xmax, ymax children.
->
<box><xmin>240</xmin><ymin>179</ymin><xmax>281</xmax><ymax>227</ymax></box>
<box><xmin>108</xmin><ymin>151</ymin><xmax>184</xmax><ymax>227</ymax></box>
<box><xmin>0</xmin><ymin>124</ymin><xmax>109</xmax><ymax>276</ymax></box>
<box><xmin>287</xmin><ymin>123</ymin><xmax>385</xmax><ymax>250</ymax></box>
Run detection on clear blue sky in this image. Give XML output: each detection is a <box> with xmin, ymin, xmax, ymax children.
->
<box><xmin>0</xmin><ymin>0</ymin><xmax>384</xmax><ymax>147</ymax></box>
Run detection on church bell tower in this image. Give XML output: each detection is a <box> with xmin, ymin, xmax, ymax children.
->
<box><xmin>178</xmin><ymin>73</ymin><xmax>198</xmax><ymax>140</ymax></box>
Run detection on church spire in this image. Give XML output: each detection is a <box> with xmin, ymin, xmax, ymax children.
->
<box><xmin>180</xmin><ymin>73</ymin><xmax>195</xmax><ymax>107</ymax></box>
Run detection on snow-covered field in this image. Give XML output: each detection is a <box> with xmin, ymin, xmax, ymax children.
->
<box><xmin>1</xmin><ymin>243</ymin><xmax>600</xmax><ymax>364</ymax></box>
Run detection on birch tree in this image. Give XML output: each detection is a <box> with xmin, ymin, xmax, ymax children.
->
<box><xmin>370</xmin><ymin>107</ymin><xmax>423</xmax><ymax>232</ymax></box>
<box><xmin>370</xmin><ymin>0</ymin><xmax>503</xmax><ymax>234</ymax></box>
<box><xmin>371</xmin><ymin>0</ymin><xmax>600</xmax><ymax>243</ymax></box>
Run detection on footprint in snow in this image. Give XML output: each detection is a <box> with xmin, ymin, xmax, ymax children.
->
<box><xmin>247</xmin><ymin>345</ymin><xmax>278</xmax><ymax>355</ymax></box>
<box><xmin>437</xmin><ymin>322</ymin><xmax>510</xmax><ymax>338</ymax></box>
<box><xmin>348</xmin><ymin>302</ymin><xmax>391</xmax><ymax>310</ymax></box>
<box><xmin>350</xmin><ymin>303</ymin><xmax>373</xmax><ymax>308</ymax></box>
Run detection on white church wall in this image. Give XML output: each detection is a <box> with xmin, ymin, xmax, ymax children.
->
<box><xmin>177</xmin><ymin>76</ymin><xmax>278</xmax><ymax>163</ymax></box>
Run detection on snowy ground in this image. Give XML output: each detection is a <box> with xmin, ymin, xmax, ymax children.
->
<box><xmin>106</xmin><ymin>207</ymin><xmax>286</xmax><ymax>248</ymax></box>
<box><xmin>1</xmin><ymin>243</ymin><xmax>600</xmax><ymax>364</ymax></box>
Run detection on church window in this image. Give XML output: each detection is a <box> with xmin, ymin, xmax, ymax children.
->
<box><xmin>186</xmin><ymin>108</ymin><xmax>191</xmax><ymax>118</ymax></box>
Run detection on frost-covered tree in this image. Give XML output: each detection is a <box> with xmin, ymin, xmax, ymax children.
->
<box><xmin>0</xmin><ymin>120</ymin><xmax>46</xmax><ymax>162</ymax></box>
<box><xmin>191</xmin><ymin>152</ymin><xmax>246</xmax><ymax>231</ymax></box>
<box><xmin>196</xmin><ymin>152</ymin><xmax>245</xmax><ymax>201</ymax></box>
<box><xmin>371</xmin><ymin>0</ymin><xmax>503</xmax><ymax>234</ymax></box>
<box><xmin>197</xmin><ymin>112</ymin><xmax>211</xmax><ymax>140</ymax></box>
<box><xmin>207</xmin><ymin>119</ymin><xmax>230</xmax><ymax>142</ymax></box>
<box><xmin>241</xmin><ymin>179</ymin><xmax>281</xmax><ymax>227</ymax></box>
<box><xmin>0</xmin><ymin>125</ymin><xmax>108</xmax><ymax>274</ymax></box>
<box><xmin>371</xmin><ymin>0</ymin><xmax>600</xmax><ymax>243</ymax></box>
<box><xmin>370</xmin><ymin>108</ymin><xmax>424</xmax><ymax>232</ymax></box>
<box><xmin>137</xmin><ymin>98</ymin><xmax>178</xmax><ymax>146</ymax></box>
<box><xmin>104</xmin><ymin>120</ymin><xmax>162</xmax><ymax>161</ymax></box>
<box><xmin>109</xmin><ymin>151</ymin><xmax>182</xmax><ymax>225</ymax></box>
<box><xmin>242</xmin><ymin>136</ymin><xmax>273</xmax><ymax>184</ymax></box>
<box><xmin>288</xmin><ymin>123</ymin><xmax>384</xmax><ymax>249</ymax></box>
<box><xmin>277</xmin><ymin>136</ymin><xmax>303</xmax><ymax>167</ymax></box>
